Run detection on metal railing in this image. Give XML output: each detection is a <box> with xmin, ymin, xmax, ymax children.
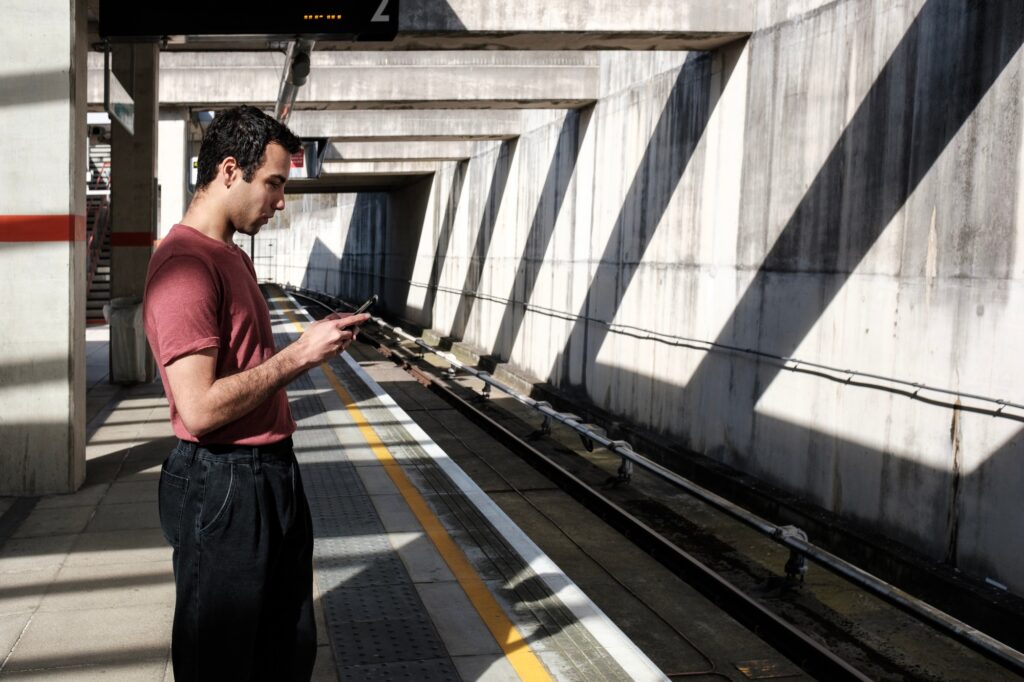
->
<box><xmin>279</xmin><ymin>273</ymin><xmax>1023</xmax><ymax>418</ymax></box>
<box><xmin>283</xmin><ymin>284</ymin><xmax>1024</xmax><ymax>677</ymax></box>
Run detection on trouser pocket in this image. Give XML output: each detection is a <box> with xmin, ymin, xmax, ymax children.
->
<box><xmin>158</xmin><ymin>455</ymin><xmax>190</xmax><ymax>548</ymax></box>
<box><xmin>198</xmin><ymin>459</ymin><xmax>235</xmax><ymax>536</ymax></box>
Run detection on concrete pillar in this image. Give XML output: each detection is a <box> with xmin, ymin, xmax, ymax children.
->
<box><xmin>157</xmin><ymin>107</ymin><xmax>189</xmax><ymax>244</ymax></box>
<box><xmin>110</xmin><ymin>43</ymin><xmax>159</xmax><ymax>384</ymax></box>
<box><xmin>0</xmin><ymin>0</ymin><xmax>87</xmax><ymax>494</ymax></box>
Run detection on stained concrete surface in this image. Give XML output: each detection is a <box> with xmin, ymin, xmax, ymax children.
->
<box><xmin>347</xmin><ymin>342</ymin><xmax>809</xmax><ymax>680</ymax></box>
<box><xmin>260</xmin><ymin>2</ymin><xmax>1024</xmax><ymax>596</ymax></box>
<box><xmin>0</xmin><ymin>333</ymin><xmax>339</xmax><ymax>681</ymax></box>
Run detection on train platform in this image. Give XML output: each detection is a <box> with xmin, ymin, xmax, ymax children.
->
<box><xmin>0</xmin><ymin>290</ymin><xmax>664</xmax><ymax>680</ymax></box>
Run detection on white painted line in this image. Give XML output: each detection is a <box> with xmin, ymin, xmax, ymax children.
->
<box><xmin>278</xmin><ymin>289</ymin><xmax>667</xmax><ymax>682</ymax></box>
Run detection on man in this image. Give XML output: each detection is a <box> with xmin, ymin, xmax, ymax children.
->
<box><xmin>143</xmin><ymin>106</ymin><xmax>368</xmax><ymax>680</ymax></box>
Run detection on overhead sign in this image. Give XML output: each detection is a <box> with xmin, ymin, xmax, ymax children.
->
<box><xmin>99</xmin><ymin>0</ymin><xmax>399</xmax><ymax>41</ymax></box>
<box><xmin>289</xmin><ymin>150</ymin><xmax>308</xmax><ymax>179</ymax></box>
<box><xmin>289</xmin><ymin>138</ymin><xmax>329</xmax><ymax>180</ymax></box>
<box><xmin>103</xmin><ymin>49</ymin><xmax>134</xmax><ymax>135</ymax></box>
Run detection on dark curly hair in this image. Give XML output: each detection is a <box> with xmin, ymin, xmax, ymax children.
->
<box><xmin>195</xmin><ymin>106</ymin><xmax>302</xmax><ymax>191</ymax></box>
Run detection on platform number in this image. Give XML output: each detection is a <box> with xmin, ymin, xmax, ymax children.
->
<box><xmin>372</xmin><ymin>0</ymin><xmax>391</xmax><ymax>22</ymax></box>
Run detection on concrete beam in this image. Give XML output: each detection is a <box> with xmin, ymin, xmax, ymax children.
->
<box><xmin>287</xmin><ymin>161</ymin><xmax>440</xmax><ymax>193</ymax></box>
<box><xmin>286</xmin><ymin>175</ymin><xmax>430</xmax><ymax>192</ymax></box>
<box><xmin>287</xmin><ymin>110</ymin><xmax>522</xmax><ymax>141</ymax></box>
<box><xmin>317</xmin><ymin>160</ymin><xmax>440</xmax><ymax>175</ymax></box>
<box><xmin>362</xmin><ymin>0</ymin><xmax>753</xmax><ymax>51</ymax></box>
<box><xmin>325</xmin><ymin>140</ymin><xmax>478</xmax><ymax>162</ymax></box>
<box><xmin>88</xmin><ymin>51</ymin><xmax>598</xmax><ymax>109</ymax></box>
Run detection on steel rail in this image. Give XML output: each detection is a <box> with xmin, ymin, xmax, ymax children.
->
<box><xmin>284</xmin><ymin>285</ymin><xmax>1024</xmax><ymax>677</ymax></box>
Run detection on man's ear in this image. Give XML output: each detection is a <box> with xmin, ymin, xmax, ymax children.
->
<box><xmin>219</xmin><ymin>156</ymin><xmax>239</xmax><ymax>188</ymax></box>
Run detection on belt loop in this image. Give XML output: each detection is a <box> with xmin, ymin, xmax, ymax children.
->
<box><xmin>252</xmin><ymin>446</ymin><xmax>261</xmax><ymax>473</ymax></box>
<box><xmin>184</xmin><ymin>440</ymin><xmax>198</xmax><ymax>467</ymax></box>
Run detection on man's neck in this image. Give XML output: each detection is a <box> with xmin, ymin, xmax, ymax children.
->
<box><xmin>180</xmin><ymin>197</ymin><xmax>235</xmax><ymax>245</ymax></box>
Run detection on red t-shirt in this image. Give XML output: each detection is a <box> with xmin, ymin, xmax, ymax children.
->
<box><xmin>143</xmin><ymin>224</ymin><xmax>296</xmax><ymax>445</ymax></box>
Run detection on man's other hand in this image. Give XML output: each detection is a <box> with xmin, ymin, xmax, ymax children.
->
<box><xmin>297</xmin><ymin>312</ymin><xmax>371</xmax><ymax>366</ymax></box>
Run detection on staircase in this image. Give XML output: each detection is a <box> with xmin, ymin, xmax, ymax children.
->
<box><xmin>87</xmin><ymin>143</ymin><xmax>112</xmax><ymax>325</ymax></box>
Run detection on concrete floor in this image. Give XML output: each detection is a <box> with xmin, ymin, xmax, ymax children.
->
<box><xmin>2</xmin><ymin>324</ymin><xmax>652</xmax><ymax>681</ymax></box>
<box><xmin>351</xmin><ymin>343</ymin><xmax>809</xmax><ymax>681</ymax></box>
<box><xmin>0</xmin><ymin>327</ymin><xmax>338</xmax><ymax>680</ymax></box>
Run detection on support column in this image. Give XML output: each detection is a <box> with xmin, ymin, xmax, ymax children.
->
<box><xmin>157</xmin><ymin>107</ymin><xmax>190</xmax><ymax>245</ymax></box>
<box><xmin>0</xmin><ymin>0</ymin><xmax>87</xmax><ymax>494</ymax></box>
<box><xmin>110</xmin><ymin>43</ymin><xmax>158</xmax><ymax>383</ymax></box>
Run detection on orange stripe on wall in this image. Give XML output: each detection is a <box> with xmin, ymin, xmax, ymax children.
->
<box><xmin>0</xmin><ymin>215</ymin><xmax>85</xmax><ymax>242</ymax></box>
<box><xmin>110</xmin><ymin>232</ymin><xmax>154</xmax><ymax>247</ymax></box>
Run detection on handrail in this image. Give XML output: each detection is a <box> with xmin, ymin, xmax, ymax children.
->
<box><xmin>284</xmin><ymin>274</ymin><xmax>1024</xmax><ymax>418</ymax></box>
<box><xmin>86</xmin><ymin>196</ymin><xmax>111</xmax><ymax>293</ymax></box>
<box><xmin>88</xmin><ymin>150</ymin><xmax>112</xmax><ymax>191</ymax></box>
<box><xmin>283</xmin><ymin>284</ymin><xmax>1024</xmax><ymax>677</ymax></box>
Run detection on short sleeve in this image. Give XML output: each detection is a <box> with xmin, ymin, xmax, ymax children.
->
<box><xmin>143</xmin><ymin>256</ymin><xmax>221</xmax><ymax>366</ymax></box>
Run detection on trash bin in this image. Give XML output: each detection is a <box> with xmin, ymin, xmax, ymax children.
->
<box><xmin>107</xmin><ymin>296</ymin><xmax>148</xmax><ymax>384</ymax></box>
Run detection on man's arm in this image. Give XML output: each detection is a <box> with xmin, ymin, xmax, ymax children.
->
<box><xmin>165</xmin><ymin>312</ymin><xmax>369</xmax><ymax>437</ymax></box>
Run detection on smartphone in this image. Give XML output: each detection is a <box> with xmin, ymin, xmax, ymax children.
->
<box><xmin>352</xmin><ymin>294</ymin><xmax>378</xmax><ymax>316</ymax></box>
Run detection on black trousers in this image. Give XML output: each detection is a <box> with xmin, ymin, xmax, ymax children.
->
<box><xmin>158</xmin><ymin>437</ymin><xmax>317</xmax><ymax>681</ymax></box>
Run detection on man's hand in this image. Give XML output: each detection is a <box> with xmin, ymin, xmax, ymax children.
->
<box><xmin>294</xmin><ymin>312</ymin><xmax>370</xmax><ymax>367</ymax></box>
<box><xmin>164</xmin><ymin>311</ymin><xmax>371</xmax><ymax>438</ymax></box>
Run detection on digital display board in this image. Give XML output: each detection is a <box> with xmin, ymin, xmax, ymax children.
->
<box><xmin>99</xmin><ymin>0</ymin><xmax>398</xmax><ymax>41</ymax></box>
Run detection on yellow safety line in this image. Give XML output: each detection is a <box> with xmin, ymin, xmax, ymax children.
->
<box><xmin>275</xmin><ymin>298</ymin><xmax>553</xmax><ymax>682</ymax></box>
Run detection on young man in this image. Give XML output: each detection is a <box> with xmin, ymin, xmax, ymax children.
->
<box><xmin>143</xmin><ymin>106</ymin><xmax>368</xmax><ymax>680</ymax></box>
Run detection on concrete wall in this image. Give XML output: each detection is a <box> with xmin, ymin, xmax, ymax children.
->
<box><xmin>247</xmin><ymin>0</ymin><xmax>1024</xmax><ymax>594</ymax></box>
<box><xmin>723</xmin><ymin>0</ymin><xmax>1024</xmax><ymax>590</ymax></box>
<box><xmin>253</xmin><ymin>193</ymin><xmax>388</xmax><ymax>303</ymax></box>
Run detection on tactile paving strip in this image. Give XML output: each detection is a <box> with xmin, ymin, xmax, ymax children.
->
<box><xmin>272</xmin><ymin>350</ymin><xmax>459</xmax><ymax>681</ymax></box>
<box><xmin>307</xmin><ymin>495</ymin><xmax>382</xmax><ymax>530</ymax></box>
<box><xmin>314</xmin><ymin>535</ymin><xmax>409</xmax><ymax>589</ymax></box>
<box><xmin>272</xmin><ymin>295</ymin><xmax>635</xmax><ymax>681</ymax></box>
<box><xmin>321</xmin><ymin>352</ymin><xmax>636</xmax><ymax>682</ymax></box>
<box><xmin>326</xmin><ymin>617</ymin><xmax>449</xmax><ymax>666</ymax></box>
<box><xmin>302</xmin><ymin>462</ymin><xmax>369</xmax><ymax>498</ymax></box>
<box><xmin>337</xmin><ymin>659</ymin><xmax>461</xmax><ymax>681</ymax></box>
<box><xmin>323</xmin><ymin>583</ymin><xmax>426</xmax><ymax>622</ymax></box>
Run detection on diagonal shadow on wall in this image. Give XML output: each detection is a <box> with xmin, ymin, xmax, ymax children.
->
<box><xmin>682</xmin><ymin>0</ymin><xmax>1024</xmax><ymax>409</ymax></box>
<box><xmin>549</xmin><ymin>51</ymin><xmax>719</xmax><ymax>387</ymax></box>
<box><xmin>576</xmin><ymin>356</ymin><xmax>1024</xmax><ymax>645</ymax></box>
<box><xmin>419</xmin><ymin>160</ymin><xmax>469</xmax><ymax>325</ymax></box>
<box><xmin>384</xmin><ymin>178</ymin><xmax>433</xmax><ymax>317</ymax></box>
<box><xmin>447</xmin><ymin>139</ymin><xmax>518</xmax><ymax>341</ymax></box>
<box><xmin>524</xmin><ymin>0</ymin><xmax>1024</xmax><ymax>627</ymax></box>
<box><xmin>298</xmin><ymin>193</ymin><xmax>388</xmax><ymax>307</ymax></box>
<box><xmin>488</xmin><ymin>106</ymin><xmax>593</xmax><ymax>361</ymax></box>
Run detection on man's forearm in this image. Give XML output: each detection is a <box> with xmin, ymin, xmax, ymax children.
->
<box><xmin>192</xmin><ymin>341</ymin><xmax>311</xmax><ymax>436</ymax></box>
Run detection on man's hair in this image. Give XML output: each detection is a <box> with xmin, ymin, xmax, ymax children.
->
<box><xmin>195</xmin><ymin>106</ymin><xmax>302</xmax><ymax>191</ymax></box>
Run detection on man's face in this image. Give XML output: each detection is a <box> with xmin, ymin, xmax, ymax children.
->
<box><xmin>230</xmin><ymin>142</ymin><xmax>291</xmax><ymax>236</ymax></box>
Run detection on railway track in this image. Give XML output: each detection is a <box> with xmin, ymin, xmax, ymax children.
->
<box><xmin>285</xmin><ymin>286</ymin><xmax>1024</xmax><ymax>681</ymax></box>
